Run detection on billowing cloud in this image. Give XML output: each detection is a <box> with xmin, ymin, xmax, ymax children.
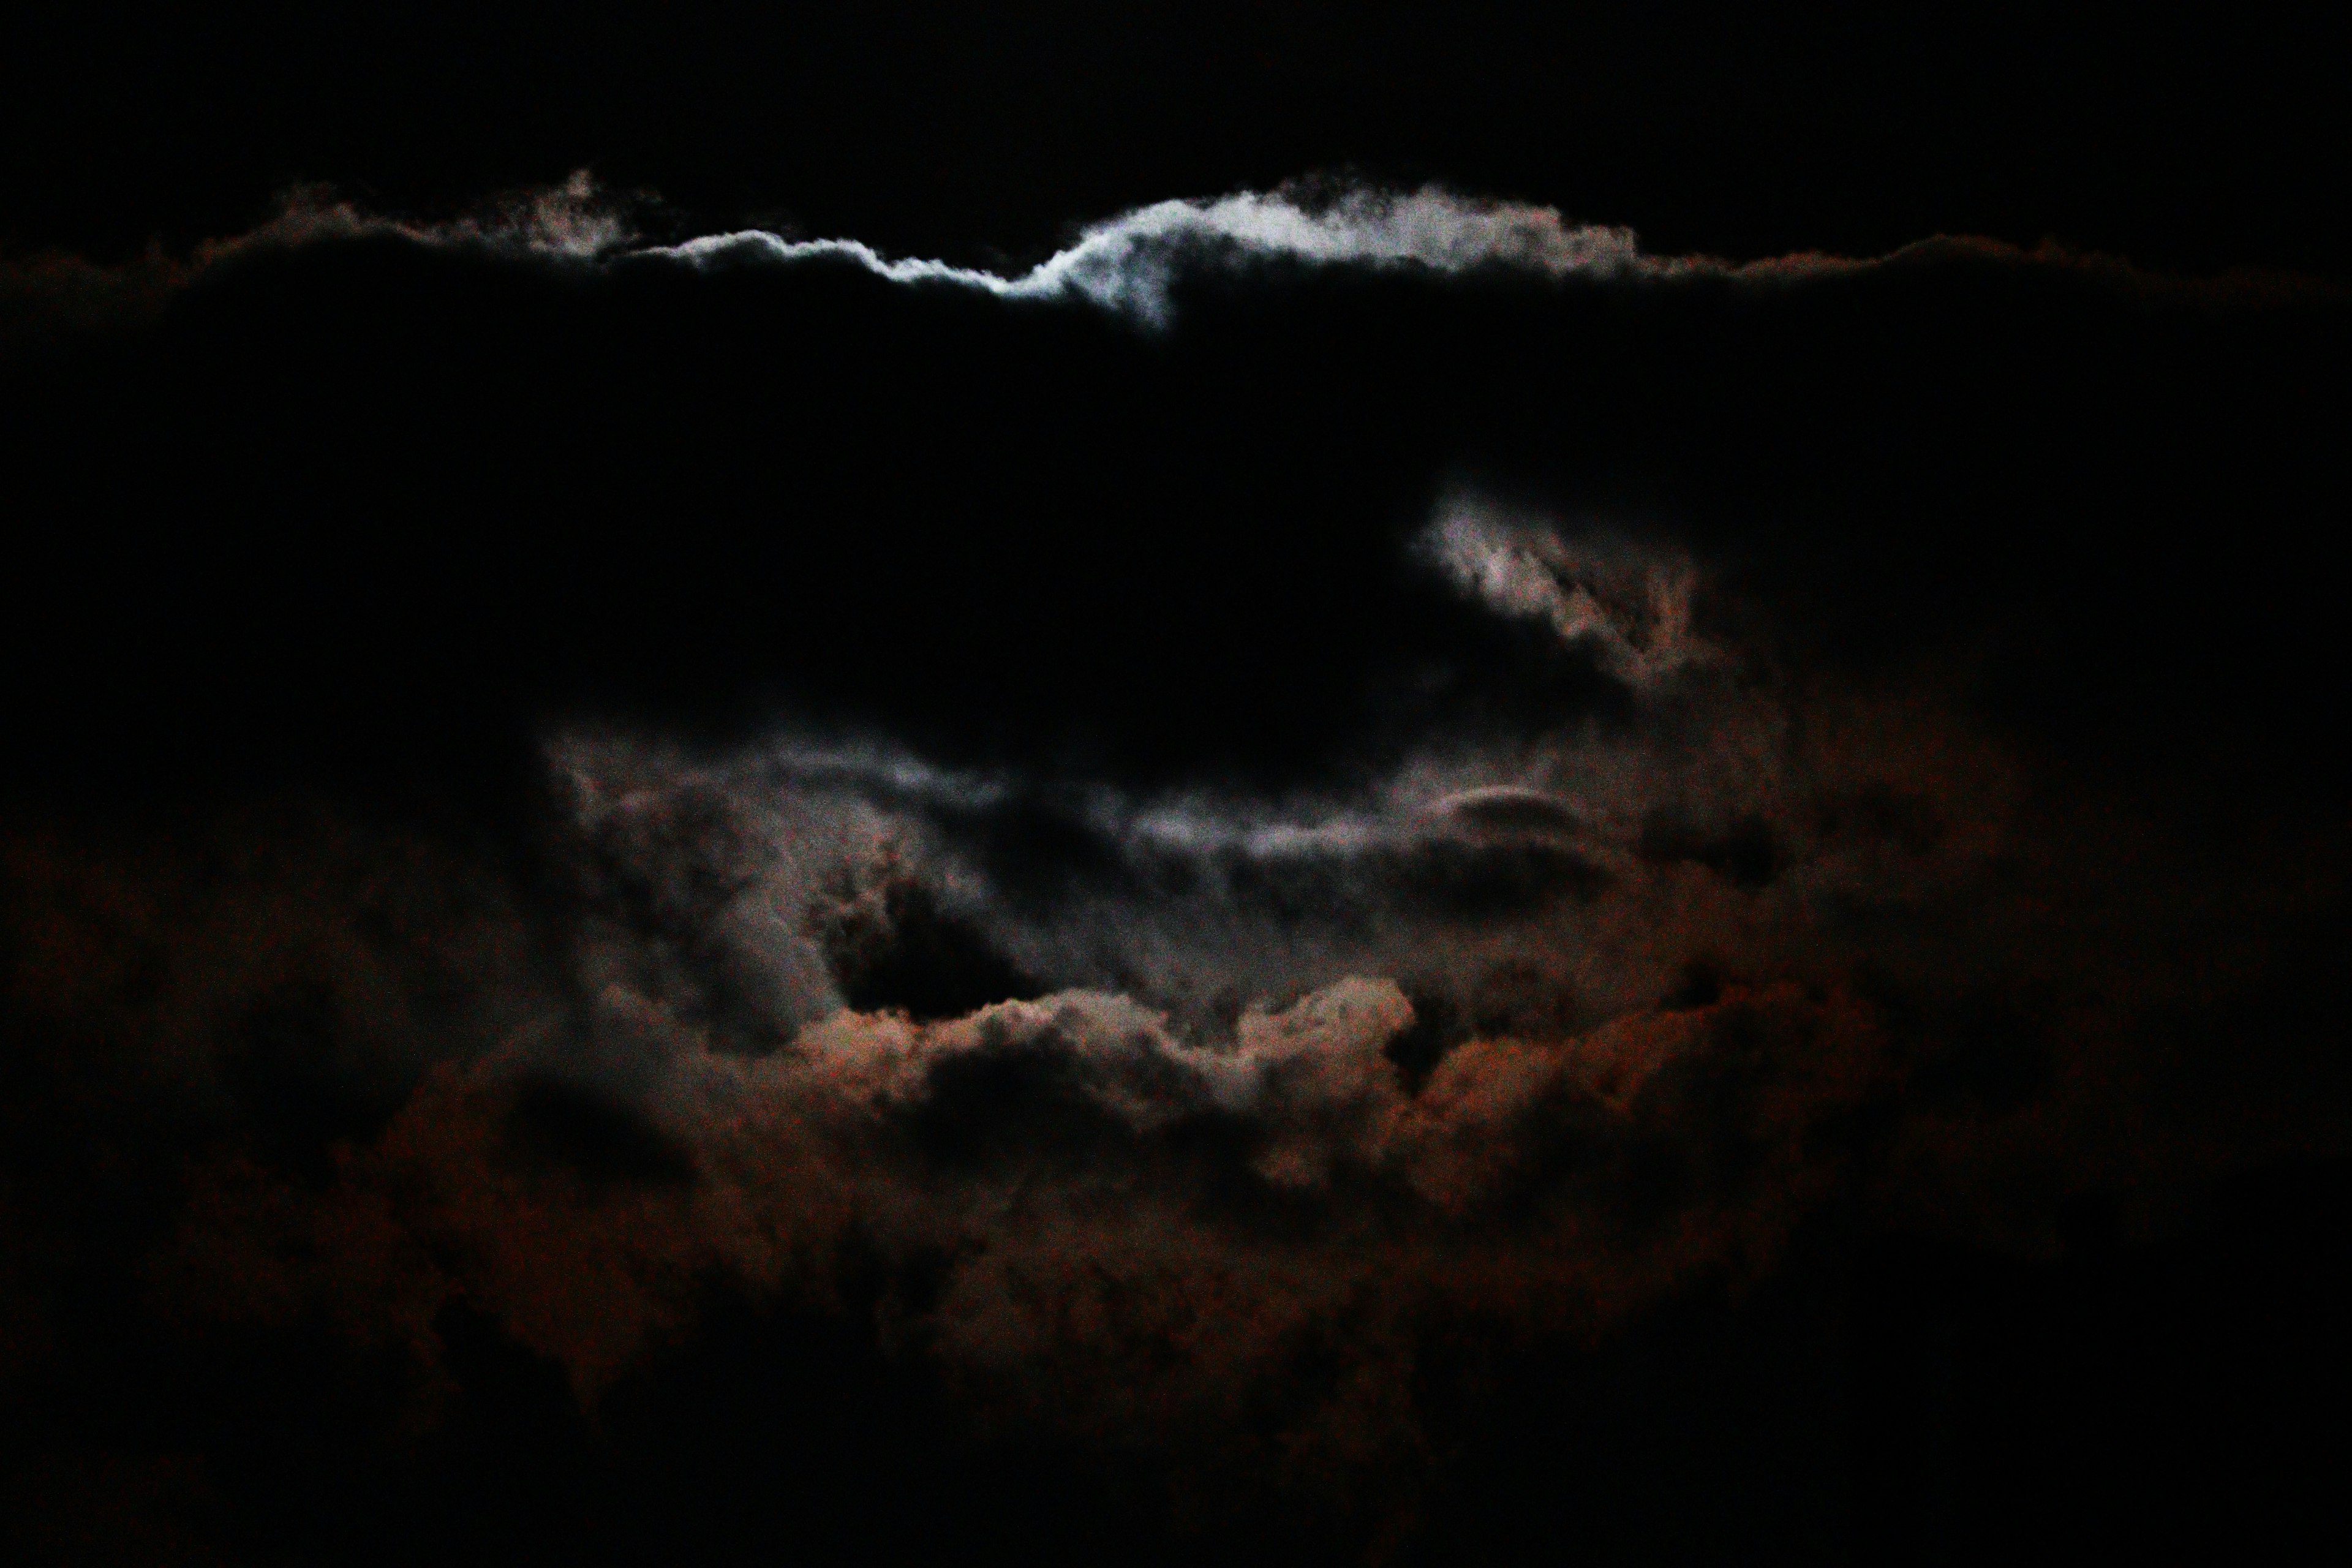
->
<box><xmin>10</xmin><ymin>494</ymin><xmax>2333</xmax><ymax>1520</ymax></box>
<box><xmin>3</xmin><ymin>173</ymin><xmax>2349</xmax><ymax>1561</ymax></box>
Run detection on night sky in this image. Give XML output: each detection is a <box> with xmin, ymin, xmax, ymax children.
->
<box><xmin>5</xmin><ymin>7</ymin><xmax>2350</xmax><ymax>1566</ymax></box>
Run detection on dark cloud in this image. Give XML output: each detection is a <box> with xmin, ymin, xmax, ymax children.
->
<box><xmin>7</xmin><ymin>183</ymin><xmax>2345</xmax><ymax>829</ymax></box>
<box><xmin>4</xmin><ymin>180</ymin><xmax>2351</xmax><ymax>1562</ymax></box>
<box><xmin>815</xmin><ymin>856</ymin><xmax>1047</xmax><ymax>1021</ymax></box>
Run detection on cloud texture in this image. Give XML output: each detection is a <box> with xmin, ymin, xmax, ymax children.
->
<box><xmin>11</xmin><ymin>174</ymin><xmax>2309</xmax><ymax>345</ymax></box>
<box><xmin>4</xmin><ymin>177</ymin><xmax>2351</xmax><ymax>1563</ymax></box>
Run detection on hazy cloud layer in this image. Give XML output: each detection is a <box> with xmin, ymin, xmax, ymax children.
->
<box><xmin>4</xmin><ymin>176</ymin><xmax>2350</xmax><ymax>1560</ymax></box>
<box><xmin>9</xmin><ymin>174</ymin><xmax>2310</xmax><ymax>344</ymax></box>
<box><xmin>13</xmin><ymin>497</ymin><xmax>2343</xmax><ymax>1532</ymax></box>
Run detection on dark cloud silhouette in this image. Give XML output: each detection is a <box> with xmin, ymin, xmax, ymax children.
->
<box><xmin>4</xmin><ymin>179</ymin><xmax>2351</xmax><ymax>1564</ymax></box>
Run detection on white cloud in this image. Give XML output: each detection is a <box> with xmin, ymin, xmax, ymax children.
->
<box><xmin>649</xmin><ymin>185</ymin><xmax>1675</xmax><ymax>326</ymax></box>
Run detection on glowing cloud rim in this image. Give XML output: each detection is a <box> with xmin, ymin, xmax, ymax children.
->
<box><xmin>11</xmin><ymin>172</ymin><xmax>2281</xmax><ymax>340</ymax></box>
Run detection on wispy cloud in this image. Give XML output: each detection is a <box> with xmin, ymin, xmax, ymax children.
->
<box><xmin>15</xmin><ymin>173</ymin><xmax>2291</xmax><ymax>341</ymax></box>
<box><xmin>1422</xmin><ymin>496</ymin><xmax>1708</xmax><ymax>685</ymax></box>
<box><xmin>648</xmin><ymin>186</ymin><xmax>1675</xmax><ymax>325</ymax></box>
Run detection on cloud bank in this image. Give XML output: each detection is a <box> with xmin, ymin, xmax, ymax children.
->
<box><xmin>4</xmin><ymin>174</ymin><xmax>2350</xmax><ymax>1562</ymax></box>
<box><xmin>10</xmin><ymin>173</ymin><xmax>2305</xmax><ymax>346</ymax></box>
<box><xmin>12</xmin><ymin>496</ymin><xmax>2342</xmax><ymax>1540</ymax></box>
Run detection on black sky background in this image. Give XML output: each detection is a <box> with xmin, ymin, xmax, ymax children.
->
<box><xmin>9</xmin><ymin>2</ymin><xmax>2351</xmax><ymax>275</ymax></box>
<box><xmin>6</xmin><ymin>7</ymin><xmax>2352</xmax><ymax>1567</ymax></box>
